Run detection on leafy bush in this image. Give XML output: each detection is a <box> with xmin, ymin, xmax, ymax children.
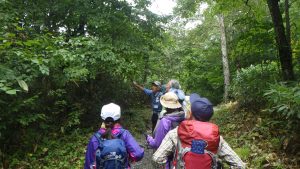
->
<box><xmin>231</xmin><ymin>63</ymin><xmax>280</xmax><ymax>109</ymax></box>
<box><xmin>122</xmin><ymin>108</ymin><xmax>151</xmax><ymax>138</ymax></box>
<box><xmin>264</xmin><ymin>83</ymin><xmax>300</xmax><ymax>120</ymax></box>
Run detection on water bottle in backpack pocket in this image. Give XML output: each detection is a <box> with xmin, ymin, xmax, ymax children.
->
<box><xmin>94</xmin><ymin>132</ymin><xmax>127</xmax><ymax>169</ymax></box>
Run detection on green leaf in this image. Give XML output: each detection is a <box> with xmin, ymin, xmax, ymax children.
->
<box><xmin>5</xmin><ymin>89</ymin><xmax>17</xmax><ymax>95</ymax></box>
<box><xmin>17</xmin><ymin>79</ymin><xmax>29</xmax><ymax>91</ymax></box>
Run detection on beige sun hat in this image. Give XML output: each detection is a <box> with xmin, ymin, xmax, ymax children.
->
<box><xmin>160</xmin><ymin>92</ymin><xmax>182</xmax><ymax>109</ymax></box>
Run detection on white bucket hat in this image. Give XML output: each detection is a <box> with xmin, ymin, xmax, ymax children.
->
<box><xmin>160</xmin><ymin>92</ymin><xmax>182</xmax><ymax>109</ymax></box>
<box><xmin>101</xmin><ymin>103</ymin><xmax>121</xmax><ymax>121</ymax></box>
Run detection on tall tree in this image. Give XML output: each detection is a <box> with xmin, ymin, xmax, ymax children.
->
<box><xmin>267</xmin><ymin>0</ymin><xmax>294</xmax><ymax>80</ymax></box>
<box><xmin>285</xmin><ymin>0</ymin><xmax>291</xmax><ymax>46</ymax></box>
<box><xmin>218</xmin><ymin>14</ymin><xmax>230</xmax><ymax>102</ymax></box>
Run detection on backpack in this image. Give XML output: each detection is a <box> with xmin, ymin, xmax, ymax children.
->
<box><xmin>94</xmin><ymin>130</ymin><xmax>127</xmax><ymax>169</ymax></box>
<box><xmin>173</xmin><ymin>120</ymin><xmax>220</xmax><ymax>169</ymax></box>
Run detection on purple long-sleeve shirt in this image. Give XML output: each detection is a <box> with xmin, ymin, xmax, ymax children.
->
<box><xmin>147</xmin><ymin>111</ymin><xmax>185</xmax><ymax>149</ymax></box>
<box><xmin>84</xmin><ymin>124</ymin><xmax>144</xmax><ymax>169</ymax></box>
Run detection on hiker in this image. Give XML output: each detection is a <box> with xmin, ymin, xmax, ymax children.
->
<box><xmin>161</xmin><ymin>84</ymin><xmax>167</xmax><ymax>94</ymax></box>
<box><xmin>146</xmin><ymin>92</ymin><xmax>185</xmax><ymax>168</ymax></box>
<box><xmin>84</xmin><ymin>103</ymin><xmax>144</xmax><ymax>169</ymax></box>
<box><xmin>165</xmin><ymin>79</ymin><xmax>185</xmax><ymax>104</ymax></box>
<box><xmin>152</xmin><ymin>93</ymin><xmax>246</xmax><ymax>169</ymax></box>
<box><xmin>133</xmin><ymin>81</ymin><xmax>163</xmax><ymax>132</ymax></box>
<box><xmin>159</xmin><ymin>79</ymin><xmax>189</xmax><ymax>118</ymax></box>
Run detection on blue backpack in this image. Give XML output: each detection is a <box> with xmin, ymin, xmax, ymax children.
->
<box><xmin>94</xmin><ymin>130</ymin><xmax>127</xmax><ymax>169</ymax></box>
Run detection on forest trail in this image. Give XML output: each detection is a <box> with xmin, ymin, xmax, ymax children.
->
<box><xmin>130</xmin><ymin>119</ymin><xmax>159</xmax><ymax>169</ymax></box>
<box><xmin>131</xmin><ymin>138</ymin><xmax>156</xmax><ymax>169</ymax></box>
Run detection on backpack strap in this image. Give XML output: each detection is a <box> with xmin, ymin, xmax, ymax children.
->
<box><xmin>94</xmin><ymin>132</ymin><xmax>104</xmax><ymax>169</ymax></box>
<box><xmin>94</xmin><ymin>132</ymin><xmax>104</xmax><ymax>148</ymax></box>
<box><xmin>117</xmin><ymin>128</ymin><xmax>125</xmax><ymax>138</ymax></box>
<box><xmin>205</xmin><ymin>150</ymin><xmax>218</xmax><ymax>169</ymax></box>
<box><xmin>175</xmin><ymin>137</ymin><xmax>190</xmax><ymax>168</ymax></box>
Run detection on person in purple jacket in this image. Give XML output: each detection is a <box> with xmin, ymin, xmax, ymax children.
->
<box><xmin>146</xmin><ymin>92</ymin><xmax>185</xmax><ymax>169</ymax></box>
<box><xmin>84</xmin><ymin>103</ymin><xmax>144</xmax><ymax>169</ymax></box>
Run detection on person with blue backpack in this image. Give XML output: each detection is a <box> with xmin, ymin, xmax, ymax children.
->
<box><xmin>84</xmin><ymin>103</ymin><xmax>144</xmax><ymax>169</ymax></box>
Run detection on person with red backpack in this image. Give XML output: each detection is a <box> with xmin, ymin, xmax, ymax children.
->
<box><xmin>153</xmin><ymin>93</ymin><xmax>246</xmax><ymax>169</ymax></box>
<box><xmin>84</xmin><ymin>103</ymin><xmax>144</xmax><ymax>169</ymax></box>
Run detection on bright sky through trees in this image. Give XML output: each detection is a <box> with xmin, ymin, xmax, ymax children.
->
<box><xmin>148</xmin><ymin>0</ymin><xmax>176</xmax><ymax>15</ymax></box>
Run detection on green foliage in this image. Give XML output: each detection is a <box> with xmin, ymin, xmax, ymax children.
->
<box><xmin>213</xmin><ymin>102</ymin><xmax>298</xmax><ymax>168</ymax></box>
<box><xmin>0</xmin><ymin>0</ymin><xmax>299</xmax><ymax>168</ymax></box>
<box><xmin>8</xmin><ymin>129</ymin><xmax>88</xmax><ymax>169</ymax></box>
<box><xmin>122</xmin><ymin>107</ymin><xmax>151</xmax><ymax>138</ymax></box>
<box><xmin>234</xmin><ymin>146</ymin><xmax>251</xmax><ymax>161</ymax></box>
<box><xmin>231</xmin><ymin>63</ymin><xmax>280</xmax><ymax>109</ymax></box>
<box><xmin>264</xmin><ymin>82</ymin><xmax>300</xmax><ymax>120</ymax></box>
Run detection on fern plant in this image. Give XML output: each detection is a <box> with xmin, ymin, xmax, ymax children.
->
<box><xmin>264</xmin><ymin>83</ymin><xmax>300</xmax><ymax>119</ymax></box>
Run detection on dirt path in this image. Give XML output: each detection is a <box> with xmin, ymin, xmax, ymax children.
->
<box><xmin>131</xmin><ymin>132</ymin><xmax>157</xmax><ymax>169</ymax></box>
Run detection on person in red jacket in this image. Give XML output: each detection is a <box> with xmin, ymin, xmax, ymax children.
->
<box><xmin>153</xmin><ymin>93</ymin><xmax>246</xmax><ymax>169</ymax></box>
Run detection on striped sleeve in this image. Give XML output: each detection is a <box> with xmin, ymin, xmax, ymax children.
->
<box><xmin>218</xmin><ymin>136</ymin><xmax>246</xmax><ymax>169</ymax></box>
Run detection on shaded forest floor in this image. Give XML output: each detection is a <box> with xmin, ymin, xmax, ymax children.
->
<box><xmin>9</xmin><ymin>104</ymin><xmax>300</xmax><ymax>169</ymax></box>
<box><xmin>212</xmin><ymin>102</ymin><xmax>300</xmax><ymax>169</ymax></box>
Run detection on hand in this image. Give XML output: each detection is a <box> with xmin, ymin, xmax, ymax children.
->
<box><xmin>133</xmin><ymin>81</ymin><xmax>137</xmax><ymax>85</ymax></box>
<box><xmin>146</xmin><ymin>135</ymin><xmax>152</xmax><ymax>144</ymax></box>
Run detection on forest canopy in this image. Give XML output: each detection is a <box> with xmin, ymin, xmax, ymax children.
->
<box><xmin>0</xmin><ymin>0</ymin><xmax>299</xmax><ymax>168</ymax></box>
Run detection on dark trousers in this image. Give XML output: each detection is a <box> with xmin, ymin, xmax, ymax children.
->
<box><xmin>151</xmin><ymin>113</ymin><xmax>158</xmax><ymax>133</ymax></box>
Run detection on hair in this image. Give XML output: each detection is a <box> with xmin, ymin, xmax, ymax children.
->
<box><xmin>169</xmin><ymin>79</ymin><xmax>181</xmax><ymax>89</ymax></box>
<box><xmin>165</xmin><ymin>107</ymin><xmax>183</xmax><ymax>114</ymax></box>
<box><xmin>194</xmin><ymin>115</ymin><xmax>211</xmax><ymax>122</ymax></box>
<box><xmin>101</xmin><ymin>117</ymin><xmax>119</xmax><ymax>139</ymax></box>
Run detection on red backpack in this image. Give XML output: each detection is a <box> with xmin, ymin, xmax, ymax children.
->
<box><xmin>173</xmin><ymin>120</ymin><xmax>220</xmax><ymax>169</ymax></box>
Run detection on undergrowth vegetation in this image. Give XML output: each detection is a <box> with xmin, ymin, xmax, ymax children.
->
<box><xmin>230</xmin><ymin>63</ymin><xmax>280</xmax><ymax>110</ymax></box>
<box><xmin>264</xmin><ymin>83</ymin><xmax>300</xmax><ymax>120</ymax></box>
<box><xmin>213</xmin><ymin>102</ymin><xmax>300</xmax><ymax>169</ymax></box>
<box><xmin>6</xmin><ymin>108</ymin><xmax>151</xmax><ymax>169</ymax></box>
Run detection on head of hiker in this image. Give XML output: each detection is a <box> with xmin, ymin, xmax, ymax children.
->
<box><xmin>188</xmin><ymin>93</ymin><xmax>213</xmax><ymax>122</ymax></box>
<box><xmin>160</xmin><ymin>92</ymin><xmax>182</xmax><ymax>111</ymax></box>
<box><xmin>151</xmin><ymin>81</ymin><xmax>161</xmax><ymax>93</ymax></box>
<box><xmin>166</xmin><ymin>79</ymin><xmax>180</xmax><ymax>92</ymax></box>
<box><xmin>101</xmin><ymin>103</ymin><xmax>121</xmax><ymax>127</ymax></box>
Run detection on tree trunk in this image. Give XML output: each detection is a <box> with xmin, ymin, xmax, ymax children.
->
<box><xmin>77</xmin><ymin>15</ymin><xmax>87</xmax><ymax>36</ymax></box>
<box><xmin>285</xmin><ymin>0</ymin><xmax>291</xmax><ymax>46</ymax></box>
<box><xmin>218</xmin><ymin>14</ymin><xmax>230</xmax><ymax>102</ymax></box>
<box><xmin>267</xmin><ymin>0</ymin><xmax>294</xmax><ymax>81</ymax></box>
